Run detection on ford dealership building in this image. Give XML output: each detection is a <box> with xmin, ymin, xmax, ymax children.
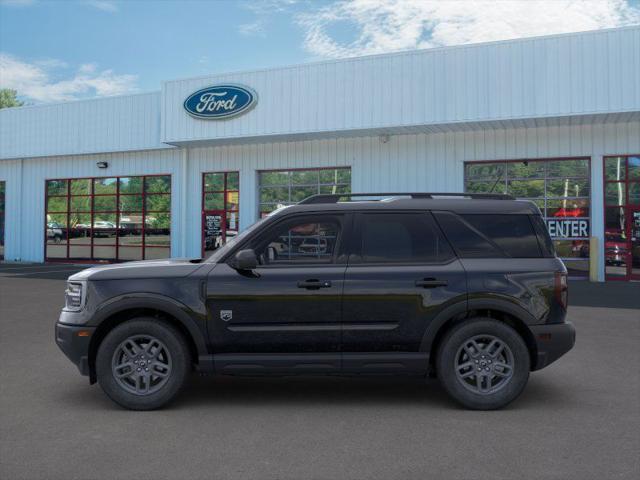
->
<box><xmin>1</xmin><ymin>26</ymin><xmax>639</xmax><ymax>281</ymax></box>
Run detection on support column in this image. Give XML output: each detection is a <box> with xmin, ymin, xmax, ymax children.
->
<box><xmin>180</xmin><ymin>148</ymin><xmax>188</xmax><ymax>258</ymax></box>
<box><xmin>591</xmin><ymin>155</ymin><xmax>605</xmax><ymax>282</ymax></box>
<box><xmin>239</xmin><ymin>168</ymin><xmax>257</xmax><ymax>231</ymax></box>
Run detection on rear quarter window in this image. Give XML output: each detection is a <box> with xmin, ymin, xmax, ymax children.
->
<box><xmin>434</xmin><ymin>212</ymin><xmax>544</xmax><ymax>258</ymax></box>
<box><xmin>461</xmin><ymin>214</ymin><xmax>542</xmax><ymax>258</ymax></box>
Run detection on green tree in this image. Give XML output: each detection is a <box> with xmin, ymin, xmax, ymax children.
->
<box><xmin>0</xmin><ymin>89</ymin><xmax>24</xmax><ymax>109</ymax></box>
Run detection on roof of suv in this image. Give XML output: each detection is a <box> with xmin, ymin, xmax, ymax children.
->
<box><xmin>279</xmin><ymin>193</ymin><xmax>540</xmax><ymax>216</ymax></box>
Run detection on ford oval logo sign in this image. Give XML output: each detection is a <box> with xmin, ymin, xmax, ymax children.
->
<box><xmin>183</xmin><ymin>84</ymin><xmax>257</xmax><ymax>120</ymax></box>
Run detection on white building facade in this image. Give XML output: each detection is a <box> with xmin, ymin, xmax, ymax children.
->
<box><xmin>1</xmin><ymin>27</ymin><xmax>639</xmax><ymax>281</ymax></box>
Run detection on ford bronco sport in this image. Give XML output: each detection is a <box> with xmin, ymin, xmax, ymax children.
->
<box><xmin>55</xmin><ymin>193</ymin><xmax>575</xmax><ymax>410</ymax></box>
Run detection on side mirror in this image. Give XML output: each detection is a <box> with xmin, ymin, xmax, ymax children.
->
<box><xmin>231</xmin><ymin>249</ymin><xmax>258</xmax><ymax>271</ymax></box>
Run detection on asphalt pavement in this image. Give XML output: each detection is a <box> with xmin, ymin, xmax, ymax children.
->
<box><xmin>0</xmin><ymin>264</ymin><xmax>639</xmax><ymax>480</ymax></box>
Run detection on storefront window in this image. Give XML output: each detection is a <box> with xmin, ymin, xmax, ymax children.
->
<box><xmin>603</xmin><ymin>156</ymin><xmax>640</xmax><ymax>280</ymax></box>
<box><xmin>258</xmin><ymin>167</ymin><xmax>351</xmax><ymax>217</ymax></box>
<box><xmin>0</xmin><ymin>181</ymin><xmax>5</xmax><ymax>260</ymax></box>
<box><xmin>202</xmin><ymin>172</ymin><xmax>239</xmax><ymax>258</ymax></box>
<box><xmin>45</xmin><ymin>175</ymin><xmax>171</xmax><ymax>262</ymax></box>
<box><xmin>465</xmin><ymin>158</ymin><xmax>591</xmax><ymax>277</ymax></box>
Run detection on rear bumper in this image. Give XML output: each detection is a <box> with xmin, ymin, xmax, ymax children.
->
<box><xmin>55</xmin><ymin>323</ymin><xmax>95</xmax><ymax>376</ymax></box>
<box><xmin>530</xmin><ymin>321</ymin><xmax>576</xmax><ymax>371</ymax></box>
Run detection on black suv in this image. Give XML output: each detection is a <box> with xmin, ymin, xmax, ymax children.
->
<box><xmin>55</xmin><ymin>193</ymin><xmax>575</xmax><ymax>410</ymax></box>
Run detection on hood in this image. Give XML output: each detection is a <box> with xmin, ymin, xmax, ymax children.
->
<box><xmin>68</xmin><ymin>258</ymin><xmax>207</xmax><ymax>281</ymax></box>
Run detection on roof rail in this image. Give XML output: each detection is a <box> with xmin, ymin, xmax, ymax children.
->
<box><xmin>298</xmin><ymin>192</ymin><xmax>515</xmax><ymax>204</ymax></box>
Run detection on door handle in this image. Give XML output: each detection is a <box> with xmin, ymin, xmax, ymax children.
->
<box><xmin>297</xmin><ymin>279</ymin><xmax>332</xmax><ymax>290</ymax></box>
<box><xmin>415</xmin><ymin>278</ymin><xmax>448</xmax><ymax>288</ymax></box>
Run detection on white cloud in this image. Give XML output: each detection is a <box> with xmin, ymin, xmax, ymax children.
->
<box><xmin>242</xmin><ymin>0</ymin><xmax>299</xmax><ymax>15</ymax></box>
<box><xmin>238</xmin><ymin>19</ymin><xmax>267</xmax><ymax>36</ymax></box>
<box><xmin>34</xmin><ymin>58</ymin><xmax>69</xmax><ymax>69</ymax></box>
<box><xmin>297</xmin><ymin>0</ymin><xmax>640</xmax><ymax>58</ymax></box>
<box><xmin>0</xmin><ymin>53</ymin><xmax>138</xmax><ymax>103</ymax></box>
<box><xmin>84</xmin><ymin>0</ymin><xmax>118</xmax><ymax>13</ymax></box>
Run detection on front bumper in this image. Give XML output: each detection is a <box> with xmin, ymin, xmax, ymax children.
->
<box><xmin>530</xmin><ymin>321</ymin><xmax>576</xmax><ymax>371</ymax></box>
<box><xmin>55</xmin><ymin>322</ymin><xmax>95</xmax><ymax>376</ymax></box>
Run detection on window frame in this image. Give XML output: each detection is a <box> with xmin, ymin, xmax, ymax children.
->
<box><xmin>348</xmin><ymin>211</ymin><xmax>457</xmax><ymax>266</ymax></box>
<box><xmin>44</xmin><ymin>174</ymin><xmax>171</xmax><ymax>263</ymax></box>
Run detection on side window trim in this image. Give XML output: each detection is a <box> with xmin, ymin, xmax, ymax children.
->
<box><xmin>433</xmin><ymin>210</ymin><xmax>509</xmax><ymax>259</ymax></box>
<box><xmin>348</xmin><ymin>210</ymin><xmax>457</xmax><ymax>266</ymax></box>
<box><xmin>249</xmin><ymin>212</ymin><xmax>348</xmax><ymax>268</ymax></box>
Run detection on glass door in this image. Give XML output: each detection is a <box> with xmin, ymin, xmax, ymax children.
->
<box><xmin>202</xmin><ymin>172</ymin><xmax>239</xmax><ymax>259</ymax></box>
<box><xmin>631</xmin><ymin>208</ymin><xmax>640</xmax><ymax>280</ymax></box>
<box><xmin>604</xmin><ymin>155</ymin><xmax>640</xmax><ymax>281</ymax></box>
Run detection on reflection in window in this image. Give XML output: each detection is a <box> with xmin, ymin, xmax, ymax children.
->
<box><xmin>258</xmin><ymin>168</ymin><xmax>351</xmax><ymax>217</ymax></box>
<box><xmin>255</xmin><ymin>219</ymin><xmax>341</xmax><ymax>265</ymax></box>
<box><xmin>45</xmin><ymin>175</ymin><xmax>171</xmax><ymax>262</ymax></box>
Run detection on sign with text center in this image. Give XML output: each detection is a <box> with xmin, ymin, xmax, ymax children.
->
<box><xmin>183</xmin><ymin>84</ymin><xmax>257</xmax><ymax>119</ymax></box>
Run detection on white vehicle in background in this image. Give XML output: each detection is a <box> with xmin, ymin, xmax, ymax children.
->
<box><xmin>46</xmin><ymin>222</ymin><xmax>64</xmax><ymax>243</ymax></box>
<box><xmin>93</xmin><ymin>221</ymin><xmax>116</xmax><ymax>238</ymax></box>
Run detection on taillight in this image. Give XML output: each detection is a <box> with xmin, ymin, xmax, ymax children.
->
<box><xmin>555</xmin><ymin>272</ymin><xmax>568</xmax><ymax>310</ymax></box>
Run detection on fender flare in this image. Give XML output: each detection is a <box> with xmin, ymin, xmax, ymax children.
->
<box><xmin>89</xmin><ymin>293</ymin><xmax>209</xmax><ymax>357</ymax></box>
<box><xmin>419</xmin><ymin>298</ymin><xmax>468</xmax><ymax>353</ymax></box>
<box><xmin>419</xmin><ymin>296</ymin><xmax>537</xmax><ymax>353</ymax></box>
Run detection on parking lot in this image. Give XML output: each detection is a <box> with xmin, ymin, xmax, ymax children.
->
<box><xmin>1</xmin><ymin>263</ymin><xmax>639</xmax><ymax>480</ymax></box>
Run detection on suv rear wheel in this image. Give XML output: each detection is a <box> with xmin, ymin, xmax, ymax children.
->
<box><xmin>96</xmin><ymin>318</ymin><xmax>191</xmax><ymax>410</ymax></box>
<box><xmin>436</xmin><ymin>318</ymin><xmax>530</xmax><ymax>410</ymax></box>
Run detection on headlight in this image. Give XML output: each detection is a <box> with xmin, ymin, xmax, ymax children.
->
<box><xmin>64</xmin><ymin>282</ymin><xmax>85</xmax><ymax>311</ymax></box>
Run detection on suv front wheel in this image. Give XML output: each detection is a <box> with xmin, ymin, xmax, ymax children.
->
<box><xmin>436</xmin><ymin>318</ymin><xmax>530</xmax><ymax>410</ymax></box>
<box><xmin>96</xmin><ymin>318</ymin><xmax>191</xmax><ymax>410</ymax></box>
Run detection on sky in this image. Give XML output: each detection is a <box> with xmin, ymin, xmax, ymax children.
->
<box><xmin>1</xmin><ymin>0</ymin><xmax>639</xmax><ymax>104</ymax></box>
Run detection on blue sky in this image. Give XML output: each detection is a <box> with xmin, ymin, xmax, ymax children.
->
<box><xmin>1</xmin><ymin>0</ymin><xmax>639</xmax><ymax>104</ymax></box>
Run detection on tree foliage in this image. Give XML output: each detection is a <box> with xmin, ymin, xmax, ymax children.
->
<box><xmin>0</xmin><ymin>89</ymin><xmax>24</xmax><ymax>109</ymax></box>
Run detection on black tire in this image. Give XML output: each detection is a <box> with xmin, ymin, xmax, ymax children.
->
<box><xmin>436</xmin><ymin>318</ymin><xmax>530</xmax><ymax>410</ymax></box>
<box><xmin>96</xmin><ymin>318</ymin><xmax>191</xmax><ymax>410</ymax></box>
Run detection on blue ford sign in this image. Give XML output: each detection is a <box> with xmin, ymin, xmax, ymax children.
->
<box><xmin>183</xmin><ymin>84</ymin><xmax>257</xmax><ymax>119</ymax></box>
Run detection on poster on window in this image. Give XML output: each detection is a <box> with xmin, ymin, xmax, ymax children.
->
<box><xmin>204</xmin><ymin>214</ymin><xmax>223</xmax><ymax>251</ymax></box>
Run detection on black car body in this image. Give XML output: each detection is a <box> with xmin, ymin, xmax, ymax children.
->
<box><xmin>56</xmin><ymin>193</ymin><xmax>575</xmax><ymax>410</ymax></box>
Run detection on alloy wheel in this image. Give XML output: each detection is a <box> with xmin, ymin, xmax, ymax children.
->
<box><xmin>111</xmin><ymin>335</ymin><xmax>172</xmax><ymax>395</ymax></box>
<box><xmin>454</xmin><ymin>334</ymin><xmax>515</xmax><ymax>395</ymax></box>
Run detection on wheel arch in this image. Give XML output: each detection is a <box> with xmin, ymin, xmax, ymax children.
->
<box><xmin>87</xmin><ymin>296</ymin><xmax>208</xmax><ymax>384</ymax></box>
<box><xmin>423</xmin><ymin>298</ymin><xmax>539</xmax><ymax>372</ymax></box>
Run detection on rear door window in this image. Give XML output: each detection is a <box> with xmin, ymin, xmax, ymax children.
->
<box><xmin>355</xmin><ymin>212</ymin><xmax>454</xmax><ymax>264</ymax></box>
